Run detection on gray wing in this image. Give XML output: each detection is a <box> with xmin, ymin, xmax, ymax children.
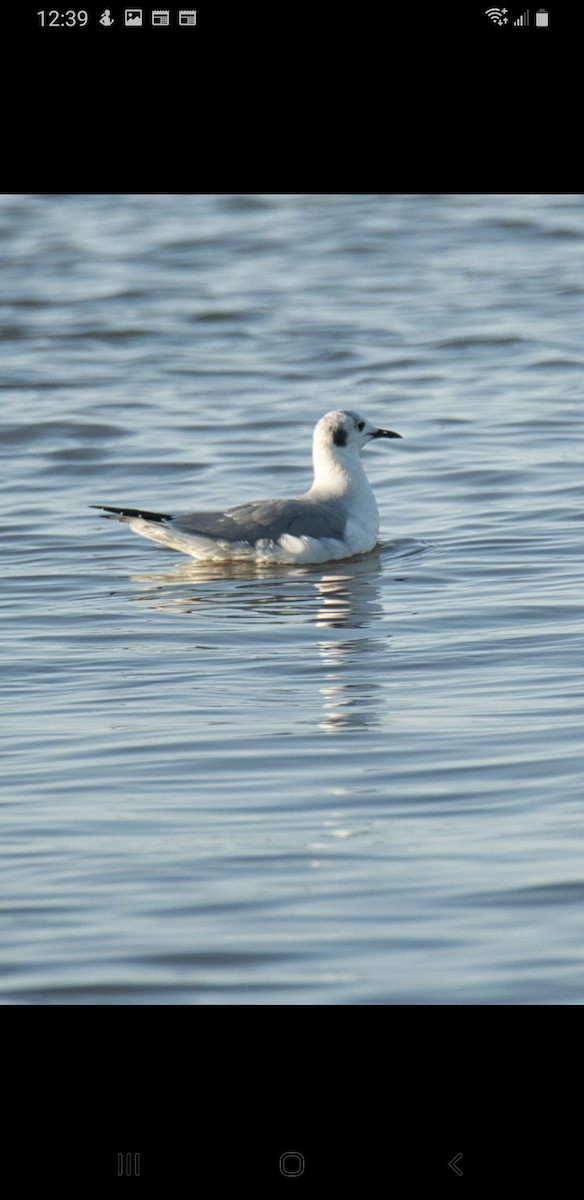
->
<box><xmin>171</xmin><ymin>497</ymin><xmax>349</xmax><ymax>544</ymax></box>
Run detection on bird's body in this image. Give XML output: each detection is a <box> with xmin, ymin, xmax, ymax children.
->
<box><xmin>93</xmin><ymin>409</ymin><xmax>401</xmax><ymax>564</ymax></box>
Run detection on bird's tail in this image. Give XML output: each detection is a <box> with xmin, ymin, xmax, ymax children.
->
<box><xmin>90</xmin><ymin>505</ymin><xmax>173</xmax><ymax>523</ymax></box>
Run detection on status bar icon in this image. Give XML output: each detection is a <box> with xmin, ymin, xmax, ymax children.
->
<box><xmin>535</xmin><ymin>8</ymin><xmax>549</xmax><ymax>24</ymax></box>
<box><xmin>179</xmin><ymin>9</ymin><xmax>197</xmax><ymax>23</ymax></box>
<box><xmin>125</xmin><ymin>8</ymin><xmax>143</xmax><ymax>23</ymax></box>
<box><xmin>484</xmin><ymin>7</ymin><xmax>508</xmax><ymax>24</ymax></box>
<box><xmin>152</xmin><ymin>9</ymin><xmax>170</xmax><ymax>24</ymax></box>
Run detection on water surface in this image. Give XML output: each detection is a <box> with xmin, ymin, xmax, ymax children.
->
<box><xmin>2</xmin><ymin>193</ymin><xmax>584</xmax><ymax>1003</ymax></box>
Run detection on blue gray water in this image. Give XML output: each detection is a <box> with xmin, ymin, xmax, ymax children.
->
<box><xmin>2</xmin><ymin>193</ymin><xmax>584</xmax><ymax>1004</ymax></box>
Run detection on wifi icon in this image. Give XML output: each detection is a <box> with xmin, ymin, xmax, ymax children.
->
<box><xmin>485</xmin><ymin>7</ymin><xmax>509</xmax><ymax>22</ymax></box>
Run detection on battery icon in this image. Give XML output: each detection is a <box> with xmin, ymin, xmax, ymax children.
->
<box><xmin>535</xmin><ymin>8</ymin><xmax>549</xmax><ymax>25</ymax></box>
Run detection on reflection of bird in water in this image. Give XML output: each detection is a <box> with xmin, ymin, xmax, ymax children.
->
<box><xmin>125</xmin><ymin>538</ymin><xmax>425</xmax><ymax>620</ymax></box>
<box><xmin>123</xmin><ymin>539</ymin><xmax>427</xmax><ymax>733</ymax></box>
<box><xmin>92</xmin><ymin>409</ymin><xmax>402</xmax><ymax>564</ymax></box>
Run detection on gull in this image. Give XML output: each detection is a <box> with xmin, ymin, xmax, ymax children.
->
<box><xmin>92</xmin><ymin>409</ymin><xmax>402</xmax><ymax>564</ymax></box>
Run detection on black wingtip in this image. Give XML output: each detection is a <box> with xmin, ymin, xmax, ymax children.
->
<box><xmin>90</xmin><ymin>506</ymin><xmax>173</xmax><ymax>522</ymax></box>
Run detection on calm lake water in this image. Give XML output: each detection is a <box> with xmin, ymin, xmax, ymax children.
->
<box><xmin>2</xmin><ymin>193</ymin><xmax>584</xmax><ymax>1005</ymax></box>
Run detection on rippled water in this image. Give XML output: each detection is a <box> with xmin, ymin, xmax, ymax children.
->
<box><xmin>2</xmin><ymin>193</ymin><xmax>584</xmax><ymax>1005</ymax></box>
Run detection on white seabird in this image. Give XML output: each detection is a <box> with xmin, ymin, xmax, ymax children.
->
<box><xmin>92</xmin><ymin>409</ymin><xmax>402</xmax><ymax>564</ymax></box>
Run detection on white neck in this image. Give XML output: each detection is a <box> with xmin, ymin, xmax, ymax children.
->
<box><xmin>308</xmin><ymin>440</ymin><xmax>371</xmax><ymax>499</ymax></box>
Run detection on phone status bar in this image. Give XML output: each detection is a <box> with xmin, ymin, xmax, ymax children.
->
<box><xmin>35</xmin><ymin>9</ymin><xmax>199</xmax><ymax>27</ymax></box>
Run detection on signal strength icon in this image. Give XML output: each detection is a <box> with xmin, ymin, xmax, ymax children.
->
<box><xmin>514</xmin><ymin>9</ymin><xmax>529</xmax><ymax>23</ymax></box>
<box><xmin>485</xmin><ymin>7</ymin><xmax>508</xmax><ymax>22</ymax></box>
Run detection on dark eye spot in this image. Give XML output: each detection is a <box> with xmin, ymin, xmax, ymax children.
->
<box><xmin>357</xmin><ymin>421</ymin><xmax>365</xmax><ymax>431</ymax></box>
<box><xmin>333</xmin><ymin>427</ymin><xmax>348</xmax><ymax>447</ymax></box>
